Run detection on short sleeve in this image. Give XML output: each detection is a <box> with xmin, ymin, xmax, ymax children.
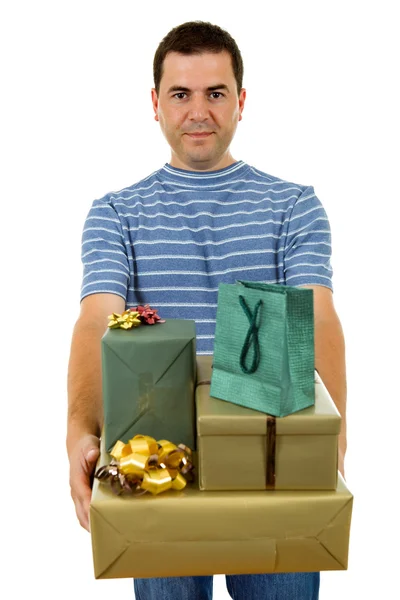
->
<box><xmin>284</xmin><ymin>186</ymin><xmax>333</xmax><ymax>290</ymax></box>
<box><xmin>80</xmin><ymin>199</ymin><xmax>129</xmax><ymax>302</ymax></box>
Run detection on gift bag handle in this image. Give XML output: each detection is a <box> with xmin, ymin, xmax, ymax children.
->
<box><xmin>239</xmin><ymin>295</ymin><xmax>263</xmax><ymax>374</ymax></box>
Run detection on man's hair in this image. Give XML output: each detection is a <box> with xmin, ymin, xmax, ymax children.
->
<box><xmin>153</xmin><ymin>21</ymin><xmax>244</xmax><ymax>96</ymax></box>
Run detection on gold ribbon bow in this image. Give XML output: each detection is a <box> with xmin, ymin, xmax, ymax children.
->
<box><xmin>95</xmin><ymin>435</ymin><xmax>194</xmax><ymax>496</ymax></box>
<box><xmin>107</xmin><ymin>310</ymin><xmax>141</xmax><ymax>329</ymax></box>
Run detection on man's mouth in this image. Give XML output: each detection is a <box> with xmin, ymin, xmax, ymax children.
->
<box><xmin>185</xmin><ymin>132</ymin><xmax>213</xmax><ymax>138</ymax></box>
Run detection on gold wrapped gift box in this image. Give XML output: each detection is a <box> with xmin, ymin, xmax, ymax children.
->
<box><xmin>90</xmin><ymin>436</ymin><xmax>352</xmax><ymax>579</ymax></box>
<box><xmin>197</xmin><ymin>356</ymin><xmax>340</xmax><ymax>491</ymax></box>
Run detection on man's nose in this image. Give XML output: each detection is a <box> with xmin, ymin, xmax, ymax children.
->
<box><xmin>187</xmin><ymin>94</ymin><xmax>209</xmax><ymax>121</ymax></box>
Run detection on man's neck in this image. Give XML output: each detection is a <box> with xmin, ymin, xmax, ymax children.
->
<box><xmin>169</xmin><ymin>152</ymin><xmax>237</xmax><ymax>172</ymax></box>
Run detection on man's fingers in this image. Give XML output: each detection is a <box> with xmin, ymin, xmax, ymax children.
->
<box><xmin>70</xmin><ymin>457</ymin><xmax>96</xmax><ymax>532</ymax></box>
<box><xmin>72</xmin><ymin>482</ymin><xmax>92</xmax><ymax>532</ymax></box>
<box><xmin>85</xmin><ymin>447</ymin><xmax>100</xmax><ymax>478</ymax></box>
<box><xmin>87</xmin><ymin>447</ymin><xmax>100</xmax><ymax>462</ymax></box>
<box><xmin>75</xmin><ymin>497</ymin><xmax>90</xmax><ymax>532</ymax></box>
<box><xmin>82</xmin><ymin>438</ymin><xmax>100</xmax><ymax>472</ymax></box>
<box><xmin>83</xmin><ymin>495</ymin><xmax>93</xmax><ymax>531</ymax></box>
<box><xmin>70</xmin><ymin>460</ymin><xmax>91</xmax><ymax>492</ymax></box>
<box><xmin>69</xmin><ymin>434</ymin><xmax>100</xmax><ymax>530</ymax></box>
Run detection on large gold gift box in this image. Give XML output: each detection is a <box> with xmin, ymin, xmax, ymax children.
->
<box><xmin>90</xmin><ymin>437</ymin><xmax>352</xmax><ymax>579</ymax></box>
<box><xmin>197</xmin><ymin>356</ymin><xmax>340</xmax><ymax>491</ymax></box>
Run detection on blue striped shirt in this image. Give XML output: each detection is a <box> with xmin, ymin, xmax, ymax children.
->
<box><xmin>81</xmin><ymin>160</ymin><xmax>333</xmax><ymax>354</ymax></box>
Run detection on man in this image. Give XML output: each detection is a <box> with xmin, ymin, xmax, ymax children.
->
<box><xmin>67</xmin><ymin>21</ymin><xmax>346</xmax><ymax>600</ymax></box>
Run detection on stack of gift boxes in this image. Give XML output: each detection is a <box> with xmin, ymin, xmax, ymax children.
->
<box><xmin>90</xmin><ymin>305</ymin><xmax>353</xmax><ymax>580</ymax></box>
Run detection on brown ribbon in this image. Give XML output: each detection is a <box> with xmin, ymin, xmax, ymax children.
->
<box><xmin>266</xmin><ymin>416</ymin><xmax>276</xmax><ymax>488</ymax></box>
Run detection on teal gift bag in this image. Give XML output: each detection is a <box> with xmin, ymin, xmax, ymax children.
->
<box><xmin>210</xmin><ymin>281</ymin><xmax>315</xmax><ymax>417</ymax></box>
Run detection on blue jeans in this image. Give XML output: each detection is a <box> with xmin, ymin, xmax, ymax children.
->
<box><xmin>134</xmin><ymin>573</ymin><xmax>320</xmax><ymax>599</ymax></box>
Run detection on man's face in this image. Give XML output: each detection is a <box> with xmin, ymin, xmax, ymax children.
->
<box><xmin>152</xmin><ymin>51</ymin><xmax>246</xmax><ymax>171</ymax></box>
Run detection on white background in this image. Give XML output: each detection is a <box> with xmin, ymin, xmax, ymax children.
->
<box><xmin>1</xmin><ymin>1</ymin><xmax>399</xmax><ymax>598</ymax></box>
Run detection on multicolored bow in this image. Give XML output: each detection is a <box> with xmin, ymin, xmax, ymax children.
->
<box><xmin>107</xmin><ymin>305</ymin><xmax>165</xmax><ymax>329</ymax></box>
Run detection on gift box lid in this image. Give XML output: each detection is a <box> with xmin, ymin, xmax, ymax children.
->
<box><xmin>196</xmin><ymin>356</ymin><xmax>341</xmax><ymax>436</ymax></box>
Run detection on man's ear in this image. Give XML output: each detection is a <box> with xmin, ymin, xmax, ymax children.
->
<box><xmin>238</xmin><ymin>88</ymin><xmax>246</xmax><ymax>122</ymax></box>
<box><xmin>151</xmin><ymin>89</ymin><xmax>159</xmax><ymax>122</ymax></box>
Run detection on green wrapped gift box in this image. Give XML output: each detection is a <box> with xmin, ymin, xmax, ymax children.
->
<box><xmin>102</xmin><ymin>319</ymin><xmax>196</xmax><ymax>452</ymax></box>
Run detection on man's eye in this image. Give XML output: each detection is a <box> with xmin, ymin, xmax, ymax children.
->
<box><xmin>210</xmin><ymin>92</ymin><xmax>223</xmax><ymax>99</ymax></box>
<box><xmin>174</xmin><ymin>93</ymin><xmax>187</xmax><ymax>99</ymax></box>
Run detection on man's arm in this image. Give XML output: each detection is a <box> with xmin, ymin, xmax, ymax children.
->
<box><xmin>303</xmin><ymin>285</ymin><xmax>347</xmax><ymax>477</ymax></box>
<box><xmin>67</xmin><ymin>293</ymin><xmax>125</xmax><ymax>531</ymax></box>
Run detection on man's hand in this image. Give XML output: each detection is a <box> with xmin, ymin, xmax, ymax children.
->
<box><xmin>303</xmin><ymin>285</ymin><xmax>347</xmax><ymax>483</ymax></box>
<box><xmin>338</xmin><ymin>448</ymin><xmax>345</xmax><ymax>479</ymax></box>
<box><xmin>69</xmin><ymin>434</ymin><xmax>100</xmax><ymax>531</ymax></box>
<box><xmin>67</xmin><ymin>293</ymin><xmax>125</xmax><ymax>529</ymax></box>
<box><xmin>338</xmin><ymin>434</ymin><xmax>347</xmax><ymax>480</ymax></box>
